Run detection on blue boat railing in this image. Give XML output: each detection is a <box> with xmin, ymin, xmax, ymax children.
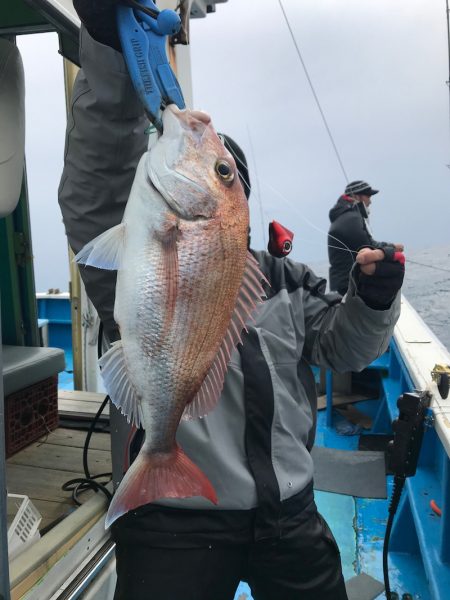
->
<box><xmin>325</xmin><ymin>339</ymin><xmax>450</xmax><ymax>599</ymax></box>
<box><xmin>37</xmin><ymin>294</ymin><xmax>74</xmax><ymax>390</ymax></box>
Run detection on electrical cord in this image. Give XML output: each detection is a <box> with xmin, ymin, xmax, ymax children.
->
<box><xmin>382</xmin><ymin>475</ymin><xmax>406</xmax><ymax>599</ymax></box>
<box><xmin>62</xmin><ymin>322</ymin><xmax>112</xmax><ymax>507</ymax></box>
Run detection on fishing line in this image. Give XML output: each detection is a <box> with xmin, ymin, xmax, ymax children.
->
<box><xmin>231</xmin><ymin>135</ymin><xmax>450</xmax><ymax>281</ymax></box>
<box><xmin>246</xmin><ymin>125</ymin><xmax>267</xmax><ymax>247</ymax></box>
<box><xmin>262</xmin><ymin>178</ymin><xmax>356</xmax><ymax>260</ymax></box>
<box><xmin>227</xmin><ymin>142</ymin><xmax>356</xmax><ymax>260</ymax></box>
<box><xmin>277</xmin><ymin>0</ymin><xmax>349</xmax><ymax>183</ymax></box>
<box><xmin>225</xmin><ymin>121</ymin><xmax>447</xmax><ymax>273</ymax></box>
<box><xmin>275</xmin><ymin>3</ymin><xmax>450</xmax><ymax>276</ymax></box>
<box><xmin>407</xmin><ymin>259</ymin><xmax>450</xmax><ymax>274</ymax></box>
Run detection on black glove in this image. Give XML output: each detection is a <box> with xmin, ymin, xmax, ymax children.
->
<box><xmin>354</xmin><ymin>245</ymin><xmax>405</xmax><ymax>310</ymax></box>
<box><xmin>74</xmin><ymin>0</ymin><xmax>122</xmax><ymax>51</ymax></box>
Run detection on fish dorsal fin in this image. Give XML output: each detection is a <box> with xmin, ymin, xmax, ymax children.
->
<box><xmin>99</xmin><ymin>340</ymin><xmax>143</xmax><ymax>428</ymax></box>
<box><xmin>182</xmin><ymin>252</ymin><xmax>267</xmax><ymax>421</ymax></box>
<box><xmin>75</xmin><ymin>223</ymin><xmax>125</xmax><ymax>270</ymax></box>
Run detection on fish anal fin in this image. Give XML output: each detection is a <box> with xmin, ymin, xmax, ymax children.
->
<box><xmin>183</xmin><ymin>251</ymin><xmax>266</xmax><ymax>421</ymax></box>
<box><xmin>105</xmin><ymin>445</ymin><xmax>217</xmax><ymax>528</ymax></box>
<box><xmin>99</xmin><ymin>340</ymin><xmax>142</xmax><ymax>428</ymax></box>
<box><xmin>75</xmin><ymin>223</ymin><xmax>125</xmax><ymax>270</ymax></box>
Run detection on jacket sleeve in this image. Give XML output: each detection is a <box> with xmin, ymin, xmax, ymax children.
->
<box><xmin>333</xmin><ymin>207</ymin><xmax>391</xmax><ymax>254</ymax></box>
<box><xmin>335</xmin><ymin>209</ymin><xmax>376</xmax><ymax>251</ymax></box>
<box><xmin>301</xmin><ymin>266</ymin><xmax>401</xmax><ymax>372</ymax></box>
<box><xmin>58</xmin><ymin>26</ymin><xmax>148</xmax><ymax>341</ymax></box>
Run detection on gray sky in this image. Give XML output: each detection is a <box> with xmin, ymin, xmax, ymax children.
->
<box><xmin>18</xmin><ymin>0</ymin><xmax>450</xmax><ymax>291</ymax></box>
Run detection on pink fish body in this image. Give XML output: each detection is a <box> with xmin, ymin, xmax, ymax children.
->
<box><xmin>76</xmin><ymin>106</ymin><xmax>265</xmax><ymax>527</ymax></box>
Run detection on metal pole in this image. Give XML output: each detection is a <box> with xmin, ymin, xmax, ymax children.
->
<box><xmin>0</xmin><ymin>296</ymin><xmax>11</xmax><ymax>600</ymax></box>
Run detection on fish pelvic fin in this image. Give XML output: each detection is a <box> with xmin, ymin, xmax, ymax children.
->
<box><xmin>99</xmin><ymin>340</ymin><xmax>143</xmax><ymax>429</ymax></box>
<box><xmin>183</xmin><ymin>251</ymin><xmax>267</xmax><ymax>420</ymax></box>
<box><xmin>105</xmin><ymin>445</ymin><xmax>218</xmax><ymax>528</ymax></box>
<box><xmin>74</xmin><ymin>223</ymin><xmax>125</xmax><ymax>270</ymax></box>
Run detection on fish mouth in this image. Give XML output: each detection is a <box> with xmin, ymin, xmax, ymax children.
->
<box><xmin>146</xmin><ymin>171</ymin><xmax>207</xmax><ymax>221</ymax></box>
<box><xmin>148</xmin><ymin>106</ymin><xmax>214</xmax><ymax>220</ymax></box>
<box><xmin>164</xmin><ymin>104</ymin><xmax>212</xmax><ymax>129</ymax></box>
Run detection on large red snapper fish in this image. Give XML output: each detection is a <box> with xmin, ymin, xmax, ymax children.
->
<box><xmin>76</xmin><ymin>105</ymin><xmax>266</xmax><ymax>528</ymax></box>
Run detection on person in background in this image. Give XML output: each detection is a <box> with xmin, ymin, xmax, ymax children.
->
<box><xmin>328</xmin><ymin>180</ymin><xmax>404</xmax><ymax>295</ymax></box>
<box><xmin>59</xmin><ymin>3</ymin><xmax>405</xmax><ymax>599</ymax></box>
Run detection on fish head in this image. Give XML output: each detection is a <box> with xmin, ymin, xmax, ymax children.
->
<box><xmin>148</xmin><ymin>105</ymin><xmax>247</xmax><ymax>221</ymax></box>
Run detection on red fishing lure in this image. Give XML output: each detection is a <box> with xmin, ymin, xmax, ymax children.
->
<box><xmin>268</xmin><ymin>220</ymin><xmax>294</xmax><ymax>258</ymax></box>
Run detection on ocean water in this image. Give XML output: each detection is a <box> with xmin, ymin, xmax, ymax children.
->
<box><xmin>402</xmin><ymin>245</ymin><xmax>450</xmax><ymax>351</ymax></box>
<box><xmin>310</xmin><ymin>244</ymin><xmax>450</xmax><ymax>352</ymax></box>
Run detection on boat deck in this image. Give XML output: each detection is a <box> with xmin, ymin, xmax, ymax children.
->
<box><xmin>8</xmin><ymin>395</ymin><xmax>430</xmax><ymax>599</ymax></box>
<box><xmin>6</xmin><ymin>333</ymin><xmax>449</xmax><ymax>600</ymax></box>
<box><xmin>6</xmin><ymin>427</ymin><xmax>111</xmax><ymax>532</ymax></box>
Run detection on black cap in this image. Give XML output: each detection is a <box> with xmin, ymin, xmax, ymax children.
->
<box><xmin>345</xmin><ymin>180</ymin><xmax>379</xmax><ymax>196</ymax></box>
<box><xmin>218</xmin><ymin>133</ymin><xmax>251</xmax><ymax>199</ymax></box>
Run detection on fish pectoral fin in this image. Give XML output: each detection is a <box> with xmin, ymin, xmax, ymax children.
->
<box><xmin>75</xmin><ymin>223</ymin><xmax>125</xmax><ymax>270</ymax></box>
<box><xmin>105</xmin><ymin>445</ymin><xmax>218</xmax><ymax>528</ymax></box>
<box><xmin>183</xmin><ymin>251</ymin><xmax>267</xmax><ymax>421</ymax></box>
<box><xmin>99</xmin><ymin>340</ymin><xmax>143</xmax><ymax>428</ymax></box>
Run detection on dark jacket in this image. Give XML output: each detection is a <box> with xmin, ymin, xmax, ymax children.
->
<box><xmin>328</xmin><ymin>195</ymin><xmax>386</xmax><ymax>295</ymax></box>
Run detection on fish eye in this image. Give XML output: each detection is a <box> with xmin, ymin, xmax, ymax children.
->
<box><xmin>215</xmin><ymin>160</ymin><xmax>235</xmax><ymax>183</ymax></box>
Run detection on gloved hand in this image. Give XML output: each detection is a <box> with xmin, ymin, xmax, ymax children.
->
<box><xmin>73</xmin><ymin>0</ymin><xmax>122</xmax><ymax>51</ymax></box>
<box><xmin>354</xmin><ymin>245</ymin><xmax>405</xmax><ymax>310</ymax></box>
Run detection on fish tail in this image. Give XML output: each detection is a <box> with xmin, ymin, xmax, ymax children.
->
<box><xmin>105</xmin><ymin>444</ymin><xmax>218</xmax><ymax>528</ymax></box>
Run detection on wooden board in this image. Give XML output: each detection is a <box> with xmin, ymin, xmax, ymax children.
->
<box><xmin>28</xmin><ymin>499</ymin><xmax>76</xmax><ymax>532</ymax></box>
<box><xmin>317</xmin><ymin>392</ymin><xmax>373</xmax><ymax>411</ymax></box>
<box><xmin>58</xmin><ymin>390</ymin><xmax>107</xmax><ymax>404</ymax></box>
<box><xmin>35</xmin><ymin>427</ymin><xmax>110</xmax><ymax>452</ymax></box>
<box><xmin>335</xmin><ymin>405</ymin><xmax>373</xmax><ymax>429</ymax></box>
<box><xmin>6</xmin><ymin>464</ymin><xmax>86</xmax><ymax>503</ymax></box>
<box><xmin>7</xmin><ymin>442</ymin><xmax>111</xmax><ymax>475</ymax></box>
<box><xmin>6</xmin><ymin>427</ymin><xmax>112</xmax><ymax>533</ymax></box>
<box><xmin>58</xmin><ymin>389</ymin><xmax>109</xmax><ymax>419</ymax></box>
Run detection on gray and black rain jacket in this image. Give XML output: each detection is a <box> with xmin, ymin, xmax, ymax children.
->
<box><xmin>59</xmin><ymin>29</ymin><xmax>401</xmax><ymax>537</ymax></box>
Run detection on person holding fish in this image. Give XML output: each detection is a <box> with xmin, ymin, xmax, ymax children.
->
<box><xmin>59</xmin><ymin>2</ymin><xmax>406</xmax><ymax>599</ymax></box>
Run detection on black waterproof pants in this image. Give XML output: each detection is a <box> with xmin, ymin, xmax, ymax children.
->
<box><xmin>112</xmin><ymin>487</ymin><xmax>348</xmax><ymax>600</ymax></box>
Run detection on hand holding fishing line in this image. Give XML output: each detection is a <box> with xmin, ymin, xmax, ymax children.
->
<box><xmin>355</xmin><ymin>246</ymin><xmax>405</xmax><ymax>309</ymax></box>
